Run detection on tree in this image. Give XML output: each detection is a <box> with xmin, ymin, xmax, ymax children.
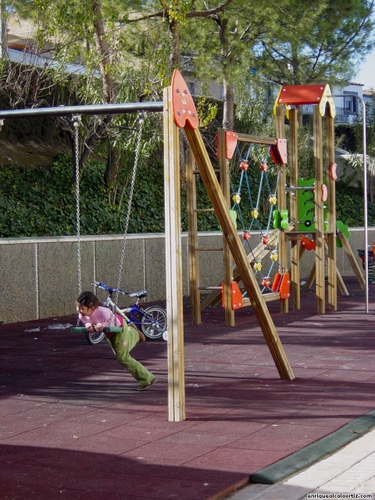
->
<box><xmin>346</xmin><ymin>91</ymin><xmax>375</xmax><ymax>203</ymax></box>
<box><xmin>253</xmin><ymin>0</ymin><xmax>375</xmax><ymax>86</ymax></box>
<box><xmin>3</xmin><ymin>0</ymin><xmax>164</xmax><ymax>204</ymax></box>
<box><xmin>4</xmin><ymin>0</ymin><xmax>375</xmax><ymax>173</ymax></box>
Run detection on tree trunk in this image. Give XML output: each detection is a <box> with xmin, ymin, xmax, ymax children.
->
<box><xmin>92</xmin><ymin>0</ymin><xmax>116</xmax><ymax>103</ymax></box>
<box><xmin>218</xmin><ymin>17</ymin><xmax>235</xmax><ymax>130</ymax></box>
<box><xmin>168</xmin><ymin>16</ymin><xmax>181</xmax><ymax>71</ymax></box>
<box><xmin>222</xmin><ymin>80</ymin><xmax>235</xmax><ymax>130</ymax></box>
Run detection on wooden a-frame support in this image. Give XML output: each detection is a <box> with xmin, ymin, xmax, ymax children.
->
<box><xmin>169</xmin><ymin>70</ymin><xmax>293</xmax><ymax>378</ymax></box>
<box><xmin>164</xmin><ymin>70</ymin><xmax>294</xmax><ymax>421</ymax></box>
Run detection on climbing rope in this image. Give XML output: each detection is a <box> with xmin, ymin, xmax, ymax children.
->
<box><xmin>230</xmin><ymin>142</ymin><xmax>283</xmax><ymax>291</ymax></box>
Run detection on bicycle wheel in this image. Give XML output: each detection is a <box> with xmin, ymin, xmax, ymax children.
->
<box><xmin>140</xmin><ymin>306</ymin><xmax>167</xmax><ymax>340</ymax></box>
<box><xmin>85</xmin><ymin>330</ymin><xmax>105</xmax><ymax>345</ymax></box>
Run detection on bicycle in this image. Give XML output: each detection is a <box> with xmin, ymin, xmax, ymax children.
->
<box><xmin>74</xmin><ymin>281</ymin><xmax>168</xmax><ymax>345</ymax></box>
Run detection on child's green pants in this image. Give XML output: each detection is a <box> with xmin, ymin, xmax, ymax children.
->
<box><xmin>107</xmin><ymin>323</ymin><xmax>154</xmax><ymax>385</ymax></box>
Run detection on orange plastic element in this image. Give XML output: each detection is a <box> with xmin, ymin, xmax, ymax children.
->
<box><xmin>260</xmin><ymin>161</ymin><xmax>268</xmax><ymax>171</ymax></box>
<box><xmin>321</xmin><ymin>184</ymin><xmax>328</xmax><ymax>202</ymax></box>
<box><xmin>274</xmin><ymin>84</ymin><xmax>336</xmax><ymax>118</ymax></box>
<box><xmin>270</xmin><ymin>138</ymin><xmax>288</xmax><ymax>165</ymax></box>
<box><xmin>329</xmin><ymin>162</ymin><xmax>337</xmax><ymax>180</ymax></box>
<box><xmin>272</xmin><ymin>272</ymin><xmax>282</xmax><ymax>292</ymax></box>
<box><xmin>262</xmin><ymin>235</ymin><xmax>269</xmax><ymax>245</ymax></box>
<box><xmin>301</xmin><ymin>236</ymin><xmax>316</xmax><ymax>251</ymax></box>
<box><xmin>240</xmin><ymin>160</ymin><xmax>248</xmax><ymax>170</ymax></box>
<box><xmin>221</xmin><ymin>281</ymin><xmax>243</xmax><ymax>310</ymax></box>
<box><xmin>171</xmin><ymin>69</ymin><xmax>199</xmax><ymax>129</ymax></box>
<box><xmin>279</xmin><ymin>273</ymin><xmax>290</xmax><ymax>299</ymax></box>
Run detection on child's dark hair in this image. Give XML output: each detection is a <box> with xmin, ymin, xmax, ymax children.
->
<box><xmin>77</xmin><ymin>291</ymin><xmax>101</xmax><ymax>308</ymax></box>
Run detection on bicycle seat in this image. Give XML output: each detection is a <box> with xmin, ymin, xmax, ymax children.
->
<box><xmin>128</xmin><ymin>290</ymin><xmax>147</xmax><ymax>299</ymax></box>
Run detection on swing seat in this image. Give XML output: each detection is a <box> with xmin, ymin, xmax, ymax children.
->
<box><xmin>71</xmin><ymin>326</ymin><xmax>123</xmax><ymax>334</ymax></box>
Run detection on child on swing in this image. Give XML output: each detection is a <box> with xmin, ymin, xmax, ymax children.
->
<box><xmin>76</xmin><ymin>291</ymin><xmax>157</xmax><ymax>391</ymax></box>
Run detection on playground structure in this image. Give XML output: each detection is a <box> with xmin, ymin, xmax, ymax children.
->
<box><xmin>0</xmin><ymin>71</ymin><xmax>295</xmax><ymax>422</ymax></box>
<box><xmin>187</xmin><ymin>83</ymin><xmax>366</xmax><ymax>326</ymax></box>
<box><xmin>0</xmin><ymin>72</ymin><xmax>367</xmax><ymax>422</ymax></box>
<box><xmin>187</xmin><ymin>127</ymin><xmax>290</xmax><ymax>325</ymax></box>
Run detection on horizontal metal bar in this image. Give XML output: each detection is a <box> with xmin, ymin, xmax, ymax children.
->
<box><xmin>0</xmin><ymin>101</ymin><xmax>164</xmax><ymax>120</ymax></box>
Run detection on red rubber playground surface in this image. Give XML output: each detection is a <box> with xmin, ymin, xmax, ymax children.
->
<box><xmin>1</xmin><ymin>277</ymin><xmax>375</xmax><ymax>500</ymax></box>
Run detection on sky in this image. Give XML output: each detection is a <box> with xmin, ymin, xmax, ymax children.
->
<box><xmin>354</xmin><ymin>49</ymin><xmax>375</xmax><ymax>89</ymax></box>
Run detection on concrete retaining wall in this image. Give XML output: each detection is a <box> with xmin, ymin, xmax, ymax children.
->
<box><xmin>0</xmin><ymin>228</ymin><xmax>373</xmax><ymax>324</ymax></box>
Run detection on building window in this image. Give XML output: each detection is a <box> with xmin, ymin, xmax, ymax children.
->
<box><xmin>344</xmin><ymin>92</ymin><xmax>358</xmax><ymax>113</ymax></box>
<box><xmin>187</xmin><ymin>81</ymin><xmax>195</xmax><ymax>95</ymax></box>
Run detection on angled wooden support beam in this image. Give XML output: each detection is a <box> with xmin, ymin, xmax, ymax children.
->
<box><xmin>171</xmin><ymin>69</ymin><xmax>294</xmax><ymax>381</ymax></box>
<box><xmin>184</xmin><ymin>125</ymin><xmax>294</xmax><ymax>380</ymax></box>
<box><xmin>338</xmin><ymin>232</ymin><xmax>366</xmax><ymax>289</ymax></box>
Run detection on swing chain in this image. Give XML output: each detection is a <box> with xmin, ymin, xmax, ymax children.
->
<box><xmin>115</xmin><ymin>113</ymin><xmax>145</xmax><ymax>297</ymax></box>
<box><xmin>73</xmin><ymin>114</ymin><xmax>82</xmax><ymax>296</ymax></box>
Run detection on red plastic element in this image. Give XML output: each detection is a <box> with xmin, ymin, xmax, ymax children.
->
<box><xmin>262</xmin><ymin>277</ymin><xmax>271</xmax><ymax>288</ymax></box>
<box><xmin>216</xmin><ymin>130</ymin><xmax>238</xmax><ymax>159</ymax></box>
<box><xmin>301</xmin><ymin>236</ymin><xmax>316</xmax><ymax>251</ymax></box>
<box><xmin>321</xmin><ymin>184</ymin><xmax>328</xmax><ymax>202</ymax></box>
<box><xmin>171</xmin><ymin>69</ymin><xmax>199</xmax><ymax>129</ymax></box>
<box><xmin>272</xmin><ymin>272</ymin><xmax>282</xmax><ymax>292</ymax></box>
<box><xmin>329</xmin><ymin>163</ymin><xmax>337</xmax><ymax>180</ymax></box>
<box><xmin>260</xmin><ymin>162</ymin><xmax>268</xmax><ymax>171</ymax></box>
<box><xmin>240</xmin><ymin>160</ymin><xmax>248</xmax><ymax>171</ymax></box>
<box><xmin>243</xmin><ymin>230</ymin><xmax>251</xmax><ymax>241</ymax></box>
<box><xmin>225</xmin><ymin>131</ymin><xmax>238</xmax><ymax>159</ymax></box>
<box><xmin>270</xmin><ymin>138</ymin><xmax>288</xmax><ymax>165</ymax></box>
<box><xmin>277</xmin><ymin>84</ymin><xmax>327</xmax><ymax>106</ymax></box>
<box><xmin>262</xmin><ymin>235</ymin><xmax>269</xmax><ymax>245</ymax></box>
<box><xmin>222</xmin><ymin>281</ymin><xmax>243</xmax><ymax>310</ymax></box>
<box><xmin>279</xmin><ymin>273</ymin><xmax>290</xmax><ymax>299</ymax></box>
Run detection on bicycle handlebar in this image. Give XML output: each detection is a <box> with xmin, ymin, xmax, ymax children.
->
<box><xmin>92</xmin><ymin>281</ymin><xmax>128</xmax><ymax>295</ymax></box>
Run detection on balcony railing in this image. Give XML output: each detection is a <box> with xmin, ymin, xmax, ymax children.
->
<box><xmin>301</xmin><ymin>105</ymin><xmax>359</xmax><ymax>124</ymax></box>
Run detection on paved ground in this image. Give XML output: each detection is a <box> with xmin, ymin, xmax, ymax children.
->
<box><xmin>228</xmin><ymin>426</ymin><xmax>375</xmax><ymax>499</ymax></box>
<box><xmin>1</xmin><ymin>277</ymin><xmax>375</xmax><ymax>499</ymax></box>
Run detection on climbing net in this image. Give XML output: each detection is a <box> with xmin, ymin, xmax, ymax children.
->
<box><xmin>230</xmin><ymin>142</ymin><xmax>285</xmax><ymax>293</ymax></box>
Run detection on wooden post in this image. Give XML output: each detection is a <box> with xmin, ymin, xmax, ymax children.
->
<box><xmin>163</xmin><ymin>87</ymin><xmax>186</xmax><ymax>421</ymax></box>
<box><xmin>186</xmin><ymin>149</ymin><xmax>201</xmax><ymax>325</ymax></box>
<box><xmin>184</xmin><ymin>125</ymin><xmax>294</xmax><ymax>381</ymax></box>
<box><xmin>288</xmin><ymin>109</ymin><xmax>300</xmax><ymax>309</ymax></box>
<box><xmin>313</xmin><ymin>107</ymin><xmax>325</xmax><ymax>314</ymax></box>
<box><xmin>275</xmin><ymin>107</ymin><xmax>288</xmax><ymax>313</ymax></box>
<box><xmin>218</xmin><ymin>129</ymin><xmax>235</xmax><ymax>326</ymax></box>
<box><xmin>326</xmin><ymin>112</ymin><xmax>337</xmax><ymax>310</ymax></box>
